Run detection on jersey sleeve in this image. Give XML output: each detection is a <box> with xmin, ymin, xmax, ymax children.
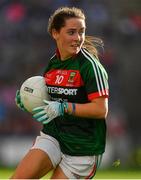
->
<box><xmin>81</xmin><ymin>57</ymin><xmax>109</xmax><ymax>101</ymax></box>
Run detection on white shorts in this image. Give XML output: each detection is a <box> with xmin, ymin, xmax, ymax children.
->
<box><xmin>31</xmin><ymin>132</ymin><xmax>102</xmax><ymax>179</ymax></box>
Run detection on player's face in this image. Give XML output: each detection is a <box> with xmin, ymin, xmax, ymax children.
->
<box><xmin>52</xmin><ymin>18</ymin><xmax>86</xmax><ymax>60</ymax></box>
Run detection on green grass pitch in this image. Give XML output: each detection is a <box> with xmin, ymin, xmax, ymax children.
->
<box><xmin>1</xmin><ymin>168</ymin><xmax>141</xmax><ymax>179</ymax></box>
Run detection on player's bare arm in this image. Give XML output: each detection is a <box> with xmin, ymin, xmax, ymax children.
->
<box><xmin>68</xmin><ymin>97</ymin><xmax>108</xmax><ymax>119</ymax></box>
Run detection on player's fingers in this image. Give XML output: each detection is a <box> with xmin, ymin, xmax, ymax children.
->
<box><xmin>32</xmin><ymin>106</ymin><xmax>45</xmax><ymax>114</ymax></box>
<box><xmin>43</xmin><ymin>117</ymin><xmax>53</xmax><ymax>124</ymax></box>
<box><xmin>33</xmin><ymin>110</ymin><xmax>46</xmax><ymax>118</ymax></box>
<box><xmin>15</xmin><ymin>91</ymin><xmax>20</xmax><ymax>102</ymax></box>
<box><xmin>43</xmin><ymin>99</ymin><xmax>52</xmax><ymax>105</ymax></box>
<box><xmin>16</xmin><ymin>90</ymin><xmax>20</xmax><ymax>95</ymax></box>
<box><xmin>35</xmin><ymin>114</ymin><xmax>48</xmax><ymax>122</ymax></box>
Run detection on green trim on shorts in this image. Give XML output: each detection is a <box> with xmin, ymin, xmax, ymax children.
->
<box><xmin>90</xmin><ymin>155</ymin><xmax>103</xmax><ymax>179</ymax></box>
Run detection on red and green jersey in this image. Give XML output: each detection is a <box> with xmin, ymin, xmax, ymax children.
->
<box><xmin>42</xmin><ymin>48</ymin><xmax>109</xmax><ymax>156</ymax></box>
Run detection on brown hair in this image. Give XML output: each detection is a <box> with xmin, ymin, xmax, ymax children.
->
<box><xmin>48</xmin><ymin>7</ymin><xmax>103</xmax><ymax>58</ymax></box>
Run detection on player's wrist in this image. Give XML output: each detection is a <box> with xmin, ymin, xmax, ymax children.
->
<box><xmin>63</xmin><ymin>102</ymin><xmax>75</xmax><ymax>115</ymax></box>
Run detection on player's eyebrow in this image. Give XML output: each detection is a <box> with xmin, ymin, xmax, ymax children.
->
<box><xmin>67</xmin><ymin>27</ymin><xmax>86</xmax><ymax>31</ymax></box>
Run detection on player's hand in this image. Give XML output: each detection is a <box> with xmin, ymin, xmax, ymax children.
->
<box><xmin>15</xmin><ymin>90</ymin><xmax>27</xmax><ymax>112</ymax></box>
<box><xmin>32</xmin><ymin>100</ymin><xmax>68</xmax><ymax>124</ymax></box>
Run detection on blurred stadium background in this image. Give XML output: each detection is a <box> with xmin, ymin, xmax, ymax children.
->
<box><xmin>0</xmin><ymin>0</ymin><xmax>141</xmax><ymax>178</ymax></box>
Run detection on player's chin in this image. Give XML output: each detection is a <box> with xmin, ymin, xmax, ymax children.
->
<box><xmin>71</xmin><ymin>47</ymin><xmax>81</xmax><ymax>55</ymax></box>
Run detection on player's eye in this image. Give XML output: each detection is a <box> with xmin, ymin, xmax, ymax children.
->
<box><xmin>79</xmin><ymin>28</ymin><xmax>85</xmax><ymax>35</ymax></box>
<box><xmin>79</xmin><ymin>31</ymin><xmax>85</xmax><ymax>35</ymax></box>
<box><xmin>67</xmin><ymin>30</ymin><xmax>75</xmax><ymax>35</ymax></box>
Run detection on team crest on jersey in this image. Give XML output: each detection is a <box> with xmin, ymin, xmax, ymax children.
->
<box><xmin>68</xmin><ymin>72</ymin><xmax>76</xmax><ymax>83</ymax></box>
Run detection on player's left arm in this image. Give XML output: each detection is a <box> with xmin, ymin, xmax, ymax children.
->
<box><xmin>75</xmin><ymin>55</ymin><xmax>109</xmax><ymax>119</ymax></box>
<box><xmin>67</xmin><ymin>96</ymin><xmax>108</xmax><ymax>119</ymax></box>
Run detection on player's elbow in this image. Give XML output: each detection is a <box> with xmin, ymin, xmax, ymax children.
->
<box><xmin>102</xmin><ymin>107</ymin><xmax>108</xmax><ymax>118</ymax></box>
<box><xmin>97</xmin><ymin>108</ymin><xmax>108</xmax><ymax>119</ymax></box>
<box><xmin>100</xmin><ymin>98</ymin><xmax>108</xmax><ymax>118</ymax></box>
<box><xmin>91</xmin><ymin>97</ymin><xmax>108</xmax><ymax>119</ymax></box>
<box><xmin>97</xmin><ymin>104</ymin><xmax>108</xmax><ymax>119</ymax></box>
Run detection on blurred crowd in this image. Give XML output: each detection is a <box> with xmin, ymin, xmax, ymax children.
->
<box><xmin>0</xmin><ymin>0</ymin><xmax>141</xmax><ymax>167</ymax></box>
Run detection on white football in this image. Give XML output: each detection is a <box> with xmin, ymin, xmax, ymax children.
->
<box><xmin>20</xmin><ymin>76</ymin><xmax>50</xmax><ymax>113</ymax></box>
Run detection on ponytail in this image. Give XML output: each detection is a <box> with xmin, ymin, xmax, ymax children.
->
<box><xmin>83</xmin><ymin>36</ymin><xmax>104</xmax><ymax>59</ymax></box>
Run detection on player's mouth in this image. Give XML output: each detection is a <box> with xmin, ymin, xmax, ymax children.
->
<box><xmin>71</xmin><ymin>44</ymin><xmax>81</xmax><ymax>48</ymax></box>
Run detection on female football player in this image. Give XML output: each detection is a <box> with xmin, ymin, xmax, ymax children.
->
<box><xmin>11</xmin><ymin>6</ymin><xmax>109</xmax><ymax>179</ymax></box>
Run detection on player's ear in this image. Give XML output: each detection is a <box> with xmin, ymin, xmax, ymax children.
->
<box><xmin>52</xmin><ymin>29</ymin><xmax>59</xmax><ymax>40</ymax></box>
